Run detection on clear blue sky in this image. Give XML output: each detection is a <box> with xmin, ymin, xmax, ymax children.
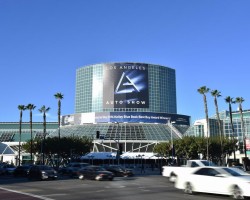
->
<box><xmin>1</xmin><ymin>0</ymin><xmax>250</xmax><ymax>123</ymax></box>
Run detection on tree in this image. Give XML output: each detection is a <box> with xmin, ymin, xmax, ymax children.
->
<box><xmin>22</xmin><ymin>136</ymin><xmax>93</xmax><ymax>166</ymax></box>
<box><xmin>153</xmin><ymin>142</ymin><xmax>171</xmax><ymax>157</ymax></box>
<box><xmin>38</xmin><ymin>105</ymin><xmax>51</xmax><ymax>165</ymax></box>
<box><xmin>54</xmin><ymin>92</ymin><xmax>64</xmax><ymax>167</ymax></box>
<box><xmin>26</xmin><ymin>103</ymin><xmax>36</xmax><ymax>164</ymax></box>
<box><xmin>225</xmin><ymin>96</ymin><xmax>236</xmax><ymax>160</ymax></box>
<box><xmin>198</xmin><ymin>86</ymin><xmax>210</xmax><ymax>159</ymax></box>
<box><xmin>174</xmin><ymin>136</ymin><xmax>199</xmax><ymax>160</ymax></box>
<box><xmin>153</xmin><ymin>136</ymin><xmax>236</xmax><ymax>164</ymax></box>
<box><xmin>223</xmin><ymin>136</ymin><xmax>238</xmax><ymax>160</ymax></box>
<box><xmin>18</xmin><ymin>105</ymin><xmax>26</xmax><ymax>166</ymax></box>
<box><xmin>235</xmin><ymin>97</ymin><xmax>246</xmax><ymax>157</ymax></box>
<box><xmin>211</xmin><ymin>89</ymin><xmax>224</xmax><ymax>164</ymax></box>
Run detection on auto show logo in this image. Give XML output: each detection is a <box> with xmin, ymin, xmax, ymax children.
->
<box><xmin>115</xmin><ymin>72</ymin><xmax>140</xmax><ymax>94</ymax></box>
<box><xmin>103</xmin><ymin>63</ymin><xmax>149</xmax><ymax>108</ymax></box>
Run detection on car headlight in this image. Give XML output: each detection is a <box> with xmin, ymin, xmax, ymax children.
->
<box><xmin>41</xmin><ymin>171</ymin><xmax>48</xmax><ymax>175</ymax></box>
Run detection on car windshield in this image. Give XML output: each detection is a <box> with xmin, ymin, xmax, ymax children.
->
<box><xmin>40</xmin><ymin>166</ymin><xmax>53</xmax><ymax>170</ymax></box>
<box><xmin>110</xmin><ymin>166</ymin><xmax>123</xmax><ymax>170</ymax></box>
<box><xmin>200</xmin><ymin>161</ymin><xmax>217</xmax><ymax>166</ymax></box>
<box><xmin>93</xmin><ymin>167</ymin><xmax>106</xmax><ymax>171</ymax></box>
<box><xmin>222</xmin><ymin>167</ymin><xmax>243</xmax><ymax>176</ymax></box>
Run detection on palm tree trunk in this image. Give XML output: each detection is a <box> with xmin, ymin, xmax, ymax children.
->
<box><xmin>30</xmin><ymin>111</ymin><xmax>33</xmax><ymax>164</ymax></box>
<box><xmin>214</xmin><ymin>98</ymin><xmax>224</xmax><ymax>164</ymax></box>
<box><xmin>18</xmin><ymin>111</ymin><xmax>22</xmax><ymax>166</ymax></box>
<box><xmin>203</xmin><ymin>94</ymin><xmax>209</xmax><ymax>160</ymax></box>
<box><xmin>229</xmin><ymin>104</ymin><xmax>236</xmax><ymax>160</ymax></box>
<box><xmin>57</xmin><ymin>100</ymin><xmax>61</xmax><ymax>168</ymax></box>
<box><xmin>239</xmin><ymin>106</ymin><xmax>246</xmax><ymax>157</ymax></box>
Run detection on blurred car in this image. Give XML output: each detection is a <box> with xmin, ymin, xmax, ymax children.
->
<box><xmin>230</xmin><ymin>166</ymin><xmax>249</xmax><ymax>175</ymax></box>
<box><xmin>13</xmin><ymin>165</ymin><xmax>33</xmax><ymax>177</ymax></box>
<box><xmin>59</xmin><ymin>162</ymin><xmax>89</xmax><ymax>177</ymax></box>
<box><xmin>0</xmin><ymin>164</ymin><xmax>16</xmax><ymax>175</ymax></box>
<box><xmin>175</xmin><ymin>166</ymin><xmax>250</xmax><ymax>199</ymax></box>
<box><xmin>231</xmin><ymin>165</ymin><xmax>246</xmax><ymax>172</ymax></box>
<box><xmin>78</xmin><ymin>165</ymin><xmax>114</xmax><ymax>181</ymax></box>
<box><xmin>104</xmin><ymin>165</ymin><xmax>134</xmax><ymax>177</ymax></box>
<box><xmin>28</xmin><ymin>165</ymin><xmax>57</xmax><ymax>180</ymax></box>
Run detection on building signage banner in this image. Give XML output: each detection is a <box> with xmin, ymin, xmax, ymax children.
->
<box><xmin>103</xmin><ymin>63</ymin><xmax>149</xmax><ymax>108</ymax></box>
<box><xmin>246</xmin><ymin>138</ymin><xmax>250</xmax><ymax>150</ymax></box>
<box><xmin>95</xmin><ymin>112</ymin><xmax>190</xmax><ymax>125</ymax></box>
<box><xmin>62</xmin><ymin>114</ymin><xmax>82</xmax><ymax>126</ymax></box>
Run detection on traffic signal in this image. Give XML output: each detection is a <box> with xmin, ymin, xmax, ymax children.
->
<box><xmin>96</xmin><ymin>131</ymin><xmax>100</xmax><ymax>139</ymax></box>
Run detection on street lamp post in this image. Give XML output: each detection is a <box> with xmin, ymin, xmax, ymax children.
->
<box><xmin>113</xmin><ymin>122</ymin><xmax>121</xmax><ymax>165</ymax></box>
<box><xmin>170</xmin><ymin>121</ymin><xmax>176</xmax><ymax>162</ymax></box>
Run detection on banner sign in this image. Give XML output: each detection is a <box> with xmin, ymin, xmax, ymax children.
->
<box><xmin>62</xmin><ymin>112</ymin><xmax>190</xmax><ymax>126</ymax></box>
<box><xmin>103</xmin><ymin>63</ymin><xmax>149</xmax><ymax>108</ymax></box>
<box><xmin>246</xmin><ymin>138</ymin><xmax>250</xmax><ymax>150</ymax></box>
<box><xmin>95</xmin><ymin>112</ymin><xmax>190</xmax><ymax>125</ymax></box>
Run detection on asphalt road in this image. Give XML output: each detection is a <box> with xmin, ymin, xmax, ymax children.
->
<box><xmin>0</xmin><ymin>175</ymin><xmax>232</xmax><ymax>200</ymax></box>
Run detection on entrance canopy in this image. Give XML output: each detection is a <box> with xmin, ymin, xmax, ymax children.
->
<box><xmin>0</xmin><ymin>142</ymin><xmax>16</xmax><ymax>155</ymax></box>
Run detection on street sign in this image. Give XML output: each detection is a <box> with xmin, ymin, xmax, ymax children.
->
<box><xmin>246</xmin><ymin>138</ymin><xmax>250</xmax><ymax>150</ymax></box>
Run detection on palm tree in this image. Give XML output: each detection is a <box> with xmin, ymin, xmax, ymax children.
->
<box><xmin>225</xmin><ymin>96</ymin><xmax>236</xmax><ymax>160</ymax></box>
<box><xmin>18</xmin><ymin>105</ymin><xmax>26</xmax><ymax>166</ymax></box>
<box><xmin>198</xmin><ymin>86</ymin><xmax>210</xmax><ymax>160</ymax></box>
<box><xmin>26</xmin><ymin>103</ymin><xmax>36</xmax><ymax>164</ymax></box>
<box><xmin>211</xmin><ymin>90</ymin><xmax>224</xmax><ymax>164</ymax></box>
<box><xmin>235</xmin><ymin>97</ymin><xmax>246</xmax><ymax>157</ymax></box>
<box><xmin>54</xmin><ymin>92</ymin><xmax>64</xmax><ymax>167</ymax></box>
<box><xmin>38</xmin><ymin>105</ymin><xmax>51</xmax><ymax>165</ymax></box>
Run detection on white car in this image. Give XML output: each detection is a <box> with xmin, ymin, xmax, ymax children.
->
<box><xmin>175</xmin><ymin>166</ymin><xmax>250</xmax><ymax>199</ymax></box>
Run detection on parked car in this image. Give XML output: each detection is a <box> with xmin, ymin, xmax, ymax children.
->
<box><xmin>13</xmin><ymin>165</ymin><xmax>33</xmax><ymax>177</ymax></box>
<box><xmin>28</xmin><ymin>165</ymin><xmax>57</xmax><ymax>180</ymax></box>
<box><xmin>59</xmin><ymin>162</ymin><xmax>89</xmax><ymax>177</ymax></box>
<box><xmin>0</xmin><ymin>164</ymin><xmax>16</xmax><ymax>175</ymax></box>
<box><xmin>175</xmin><ymin>166</ymin><xmax>250</xmax><ymax>199</ymax></box>
<box><xmin>104</xmin><ymin>165</ymin><xmax>134</xmax><ymax>177</ymax></box>
<box><xmin>78</xmin><ymin>165</ymin><xmax>114</xmax><ymax>181</ymax></box>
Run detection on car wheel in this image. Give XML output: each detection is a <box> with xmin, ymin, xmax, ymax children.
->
<box><xmin>169</xmin><ymin>172</ymin><xmax>177</xmax><ymax>182</ymax></box>
<box><xmin>232</xmin><ymin>185</ymin><xmax>244</xmax><ymax>199</ymax></box>
<box><xmin>109</xmin><ymin>178</ymin><xmax>113</xmax><ymax>181</ymax></box>
<box><xmin>184</xmin><ymin>182</ymin><xmax>193</xmax><ymax>195</ymax></box>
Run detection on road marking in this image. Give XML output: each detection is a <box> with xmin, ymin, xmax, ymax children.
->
<box><xmin>0</xmin><ymin>186</ymin><xmax>54</xmax><ymax>200</ymax></box>
<box><xmin>43</xmin><ymin>194</ymin><xmax>68</xmax><ymax>197</ymax></box>
<box><xmin>105</xmin><ymin>185</ymin><xmax>126</xmax><ymax>188</ymax></box>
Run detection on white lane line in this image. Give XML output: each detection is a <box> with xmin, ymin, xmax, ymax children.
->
<box><xmin>0</xmin><ymin>186</ymin><xmax>54</xmax><ymax>200</ymax></box>
<box><xmin>42</xmin><ymin>194</ymin><xmax>68</xmax><ymax>197</ymax></box>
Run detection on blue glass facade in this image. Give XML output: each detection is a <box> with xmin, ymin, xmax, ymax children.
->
<box><xmin>75</xmin><ymin>63</ymin><xmax>177</xmax><ymax>114</ymax></box>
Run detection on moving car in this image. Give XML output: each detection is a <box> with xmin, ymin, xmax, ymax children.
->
<box><xmin>104</xmin><ymin>165</ymin><xmax>134</xmax><ymax>177</ymax></box>
<box><xmin>13</xmin><ymin>165</ymin><xmax>33</xmax><ymax>177</ymax></box>
<box><xmin>175</xmin><ymin>166</ymin><xmax>250</xmax><ymax>199</ymax></box>
<box><xmin>28</xmin><ymin>165</ymin><xmax>57</xmax><ymax>180</ymax></box>
<box><xmin>78</xmin><ymin>165</ymin><xmax>114</xmax><ymax>181</ymax></box>
<box><xmin>59</xmin><ymin>162</ymin><xmax>89</xmax><ymax>177</ymax></box>
<box><xmin>162</xmin><ymin>159</ymin><xmax>216</xmax><ymax>182</ymax></box>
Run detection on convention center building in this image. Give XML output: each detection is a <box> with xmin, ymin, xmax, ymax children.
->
<box><xmin>49</xmin><ymin>62</ymin><xmax>191</xmax><ymax>154</ymax></box>
<box><xmin>0</xmin><ymin>62</ymin><xmax>191</xmax><ymax>163</ymax></box>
